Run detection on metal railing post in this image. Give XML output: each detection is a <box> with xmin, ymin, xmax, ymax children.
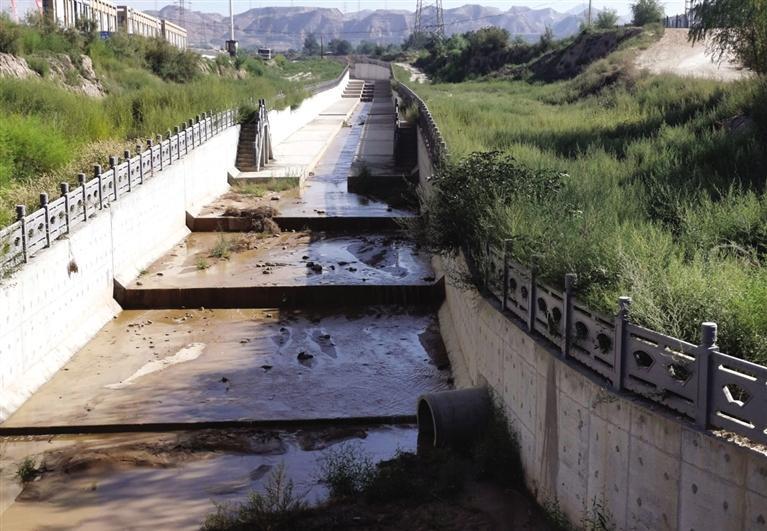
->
<box><xmin>60</xmin><ymin>182</ymin><xmax>70</xmax><ymax>235</ymax></box>
<box><xmin>562</xmin><ymin>273</ymin><xmax>577</xmax><ymax>358</ymax></box>
<box><xmin>16</xmin><ymin>205</ymin><xmax>27</xmax><ymax>263</ymax></box>
<box><xmin>94</xmin><ymin>164</ymin><xmax>103</xmax><ymax>210</ymax></box>
<box><xmin>40</xmin><ymin>193</ymin><xmax>50</xmax><ymax>249</ymax></box>
<box><xmin>612</xmin><ymin>296</ymin><xmax>631</xmax><ymax>391</ymax></box>
<box><xmin>78</xmin><ymin>173</ymin><xmax>87</xmax><ymax>221</ymax></box>
<box><xmin>696</xmin><ymin>322</ymin><xmax>717</xmax><ymax>429</ymax></box>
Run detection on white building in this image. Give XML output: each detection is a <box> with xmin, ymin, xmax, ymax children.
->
<box><xmin>161</xmin><ymin>19</ymin><xmax>187</xmax><ymax>50</ymax></box>
<box><xmin>42</xmin><ymin>0</ymin><xmax>117</xmax><ymax>33</ymax></box>
<box><xmin>117</xmin><ymin>6</ymin><xmax>160</xmax><ymax>39</ymax></box>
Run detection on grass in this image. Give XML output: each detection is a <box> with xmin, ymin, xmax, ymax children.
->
<box><xmin>202</xmin><ymin>464</ymin><xmax>307</xmax><ymax>531</ymax></box>
<box><xmin>195</xmin><ymin>257</ymin><xmax>210</xmax><ymax>270</ymax></box>
<box><xmin>232</xmin><ymin>180</ymin><xmax>297</xmax><ymax>198</ymax></box>
<box><xmin>15</xmin><ymin>456</ymin><xmax>39</xmax><ymax>483</ymax></box>
<box><xmin>0</xmin><ymin>17</ymin><xmax>339</xmax><ymax>226</ymax></box>
<box><xmin>209</xmin><ymin>234</ymin><xmax>234</xmax><ymax>260</ymax></box>
<box><xmin>399</xmin><ymin>53</ymin><xmax>767</xmax><ymax>363</ymax></box>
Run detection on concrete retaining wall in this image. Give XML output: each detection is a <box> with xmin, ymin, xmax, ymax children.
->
<box><xmin>268</xmin><ymin>69</ymin><xmax>350</xmax><ymax>147</ymax></box>
<box><xmin>438</xmin><ymin>255</ymin><xmax>767</xmax><ymax>530</ymax></box>
<box><xmin>0</xmin><ymin>127</ymin><xmax>239</xmax><ymax>421</ymax></box>
<box><xmin>353</xmin><ymin>62</ymin><xmax>391</xmax><ymax>80</ymax></box>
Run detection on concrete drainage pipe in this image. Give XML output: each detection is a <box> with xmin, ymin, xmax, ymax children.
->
<box><xmin>417</xmin><ymin>387</ymin><xmax>491</xmax><ymax>448</ymax></box>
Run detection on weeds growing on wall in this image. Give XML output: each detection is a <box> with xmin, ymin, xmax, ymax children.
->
<box><xmin>406</xmin><ymin>48</ymin><xmax>767</xmax><ymax>363</ymax></box>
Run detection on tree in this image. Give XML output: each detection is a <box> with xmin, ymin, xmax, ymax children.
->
<box><xmin>595</xmin><ymin>9</ymin><xmax>620</xmax><ymax>29</ymax></box>
<box><xmin>328</xmin><ymin>38</ymin><xmax>352</xmax><ymax>55</ymax></box>
<box><xmin>303</xmin><ymin>32</ymin><xmax>320</xmax><ymax>55</ymax></box>
<box><xmin>690</xmin><ymin>0</ymin><xmax>767</xmax><ymax>74</ymax></box>
<box><xmin>631</xmin><ymin>0</ymin><xmax>664</xmax><ymax>26</ymax></box>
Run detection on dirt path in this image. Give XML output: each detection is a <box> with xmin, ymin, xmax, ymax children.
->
<box><xmin>635</xmin><ymin>28</ymin><xmax>750</xmax><ymax>82</ymax></box>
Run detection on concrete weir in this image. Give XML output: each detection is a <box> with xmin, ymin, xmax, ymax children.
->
<box><xmin>0</xmin><ymin>73</ymin><xmax>447</xmax><ymax>527</ymax></box>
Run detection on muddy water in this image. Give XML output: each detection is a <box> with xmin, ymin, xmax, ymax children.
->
<box><xmin>4</xmin><ymin>308</ymin><xmax>450</xmax><ymax>427</ymax></box>
<box><xmin>128</xmin><ymin>232</ymin><xmax>433</xmax><ymax>289</ymax></box>
<box><xmin>1</xmin><ymin>426</ymin><xmax>416</xmax><ymax>530</ymax></box>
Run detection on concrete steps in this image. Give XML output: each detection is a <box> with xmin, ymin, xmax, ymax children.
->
<box><xmin>235</xmin><ymin>121</ymin><xmax>258</xmax><ymax>172</ymax></box>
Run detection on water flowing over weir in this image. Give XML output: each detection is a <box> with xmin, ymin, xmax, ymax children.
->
<box><xmin>0</xmin><ymin>72</ymin><xmax>452</xmax><ymax>528</ymax></box>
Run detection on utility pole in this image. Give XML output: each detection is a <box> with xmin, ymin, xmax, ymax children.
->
<box><xmin>225</xmin><ymin>0</ymin><xmax>238</xmax><ymax>57</ymax></box>
<box><xmin>588</xmin><ymin>0</ymin><xmax>592</xmax><ymax>27</ymax></box>
<box><xmin>320</xmin><ymin>34</ymin><xmax>324</xmax><ymax>59</ymax></box>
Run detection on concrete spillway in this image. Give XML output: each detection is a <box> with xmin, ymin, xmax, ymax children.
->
<box><xmin>0</xmin><ymin>77</ymin><xmax>450</xmax><ymax>528</ymax></box>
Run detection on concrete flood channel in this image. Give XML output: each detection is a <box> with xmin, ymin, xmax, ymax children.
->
<box><xmin>0</xmin><ymin>87</ymin><xmax>454</xmax><ymax>528</ymax></box>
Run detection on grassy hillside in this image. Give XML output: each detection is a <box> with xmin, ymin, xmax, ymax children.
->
<box><xmin>398</xmin><ymin>41</ymin><xmax>767</xmax><ymax>363</ymax></box>
<box><xmin>0</xmin><ymin>16</ymin><xmax>343</xmax><ymax>226</ymax></box>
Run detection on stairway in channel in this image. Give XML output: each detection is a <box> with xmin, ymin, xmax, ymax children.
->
<box><xmin>361</xmin><ymin>81</ymin><xmax>375</xmax><ymax>102</ymax></box>
<box><xmin>234</xmin><ymin>120</ymin><xmax>258</xmax><ymax>171</ymax></box>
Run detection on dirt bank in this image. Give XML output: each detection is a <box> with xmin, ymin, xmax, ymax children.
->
<box><xmin>635</xmin><ymin>28</ymin><xmax>751</xmax><ymax>81</ymax></box>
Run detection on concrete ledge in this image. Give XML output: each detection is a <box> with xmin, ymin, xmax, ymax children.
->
<box><xmin>347</xmin><ymin>175</ymin><xmax>411</xmax><ymax>194</ymax></box>
<box><xmin>0</xmin><ymin>416</ymin><xmax>417</xmax><ymax>437</ymax></box>
<box><xmin>114</xmin><ymin>279</ymin><xmax>445</xmax><ymax>309</ymax></box>
<box><xmin>186</xmin><ymin>213</ymin><xmax>414</xmax><ymax>232</ymax></box>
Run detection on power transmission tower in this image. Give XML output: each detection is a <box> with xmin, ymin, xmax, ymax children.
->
<box><xmin>414</xmin><ymin>0</ymin><xmax>445</xmax><ymax>42</ymax></box>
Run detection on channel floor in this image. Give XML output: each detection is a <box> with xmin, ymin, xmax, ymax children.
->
<box><xmin>1</xmin><ymin>82</ymin><xmax>448</xmax><ymax>528</ymax></box>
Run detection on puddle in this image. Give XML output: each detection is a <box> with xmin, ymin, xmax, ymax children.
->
<box><xmin>105</xmin><ymin>343</ymin><xmax>206</xmax><ymax>389</ymax></box>
<box><xmin>1</xmin><ymin>426</ymin><xmax>417</xmax><ymax>530</ymax></box>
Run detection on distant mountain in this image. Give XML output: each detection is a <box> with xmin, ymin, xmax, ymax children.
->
<box><xmin>149</xmin><ymin>4</ymin><xmax>609</xmax><ymax>52</ymax></box>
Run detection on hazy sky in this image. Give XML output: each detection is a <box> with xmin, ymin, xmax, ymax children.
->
<box><xmin>5</xmin><ymin>0</ymin><xmax>689</xmax><ymax>20</ymax></box>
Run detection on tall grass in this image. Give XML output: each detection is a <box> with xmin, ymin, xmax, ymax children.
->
<box><xmin>0</xmin><ymin>19</ymin><xmax>337</xmax><ymax>225</ymax></box>
<box><xmin>404</xmin><ymin>63</ymin><xmax>767</xmax><ymax>363</ymax></box>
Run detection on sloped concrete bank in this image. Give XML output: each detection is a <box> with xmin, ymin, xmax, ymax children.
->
<box><xmin>436</xmin><ymin>255</ymin><xmax>767</xmax><ymax>530</ymax></box>
<box><xmin>0</xmin><ymin>128</ymin><xmax>238</xmax><ymax>422</ymax></box>
<box><xmin>0</xmin><ymin>79</ymin><xmax>354</xmax><ymax>423</ymax></box>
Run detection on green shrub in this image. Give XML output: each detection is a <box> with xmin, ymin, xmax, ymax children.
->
<box><xmin>631</xmin><ymin>0</ymin><xmax>665</xmax><ymax>26</ymax></box>
<box><xmin>202</xmin><ymin>464</ymin><xmax>306</xmax><ymax>531</ymax></box>
<box><xmin>0</xmin><ymin>16</ymin><xmax>21</xmax><ymax>55</ymax></box>
<box><xmin>26</xmin><ymin>56</ymin><xmax>49</xmax><ymax>77</ymax></box>
<box><xmin>15</xmin><ymin>456</ymin><xmax>39</xmax><ymax>484</ymax></box>
<box><xmin>144</xmin><ymin>38</ymin><xmax>200</xmax><ymax>83</ymax></box>
<box><xmin>317</xmin><ymin>443</ymin><xmax>375</xmax><ymax>499</ymax></box>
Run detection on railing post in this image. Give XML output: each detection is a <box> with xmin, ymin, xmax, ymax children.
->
<box><xmin>173</xmin><ymin>127</ymin><xmax>180</xmax><ymax>160</ymax></box>
<box><xmin>16</xmin><ymin>205</ymin><xmax>27</xmax><ymax>263</ymax></box>
<box><xmin>109</xmin><ymin>156</ymin><xmax>118</xmax><ymax>200</ymax></box>
<box><xmin>78</xmin><ymin>173</ymin><xmax>87</xmax><ymax>221</ymax></box>
<box><xmin>133</xmin><ymin>145</ymin><xmax>142</xmax><ymax>185</ymax></box>
<box><xmin>39</xmin><ymin>193</ymin><xmax>50</xmax><ymax>248</ymax></box>
<box><xmin>167</xmin><ymin>130</ymin><xmax>173</xmax><ymax>164</ymax></box>
<box><xmin>696</xmin><ymin>322</ymin><xmax>717</xmax><ymax>429</ymax></box>
<box><xmin>124</xmin><ymin>150</ymin><xmax>132</xmax><ymax>192</ymax></box>
<box><xmin>562</xmin><ymin>273</ymin><xmax>577</xmax><ymax>358</ymax></box>
<box><xmin>157</xmin><ymin>134</ymin><xmax>164</xmax><ymax>172</ymax></box>
<box><xmin>147</xmin><ymin>139</ymin><xmax>154</xmax><ymax>177</ymax></box>
<box><xmin>612</xmin><ymin>296</ymin><xmax>631</xmax><ymax>392</ymax></box>
<box><xmin>188</xmin><ymin>119</ymin><xmax>195</xmax><ymax>148</ymax></box>
<box><xmin>60</xmin><ymin>182</ymin><xmax>70</xmax><ymax>235</ymax></box>
<box><xmin>94</xmin><ymin>164</ymin><xmax>103</xmax><ymax>210</ymax></box>
<box><xmin>527</xmin><ymin>256</ymin><xmax>540</xmax><ymax>333</ymax></box>
<box><xmin>502</xmin><ymin>239</ymin><xmax>512</xmax><ymax>311</ymax></box>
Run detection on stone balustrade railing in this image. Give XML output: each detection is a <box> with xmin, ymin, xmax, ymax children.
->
<box><xmin>0</xmin><ymin>109</ymin><xmax>236</xmax><ymax>276</ymax></box>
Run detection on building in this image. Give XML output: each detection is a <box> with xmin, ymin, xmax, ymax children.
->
<box><xmin>42</xmin><ymin>0</ymin><xmax>117</xmax><ymax>32</ymax></box>
<box><xmin>257</xmin><ymin>48</ymin><xmax>272</xmax><ymax>60</ymax></box>
<box><xmin>161</xmin><ymin>19</ymin><xmax>187</xmax><ymax>50</ymax></box>
<box><xmin>117</xmin><ymin>6</ymin><xmax>160</xmax><ymax>39</ymax></box>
